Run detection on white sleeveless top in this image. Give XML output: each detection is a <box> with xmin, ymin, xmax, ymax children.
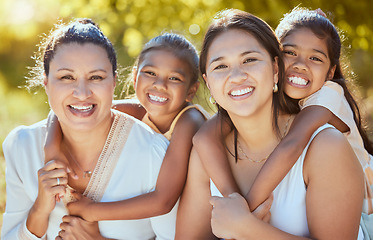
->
<box><xmin>211</xmin><ymin>124</ymin><xmax>364</xmax><ymax>239</ymax></box>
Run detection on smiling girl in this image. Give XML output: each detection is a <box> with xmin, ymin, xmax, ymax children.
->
<box><xmin>44</xmin><ymin>33</ymin><xmax>208</xmax><ymax>224</ymax></box>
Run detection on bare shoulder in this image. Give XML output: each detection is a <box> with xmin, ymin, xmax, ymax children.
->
<box><xmin>303</xmin><ymin>126</ymin><xmax>363</xmax><ymax>184</ymax></box>
<box><xmin>303</xmin><ymin>126</ymin><xmax>364</xmax><ymax>239</ymax></box>
<box><xmin>174</xmin><ymin>107</ymin><xmax>207</xmax><ymax>132</ymax></box>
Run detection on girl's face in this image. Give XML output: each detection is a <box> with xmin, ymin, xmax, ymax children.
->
<box><xmin>203</xmin><ymin>29</ymin><xmax>278</xmax><ymax>118</ymax></box>
<box><xmin>45</xmin><ymin>43</ymin><xmax>116</xmax><ymax>132</ymax></box>
<box><xmin>282</xmin><ymin>27</ymin><xmax>335</xmax><ymax>99</ymax></box>
<box><xmin>134</xmin><ymin>49</ymin><xmax>197</xmax><ymax>119</ymax></box>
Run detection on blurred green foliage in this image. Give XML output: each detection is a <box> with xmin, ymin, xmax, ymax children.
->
<box><xmin>1</xmin><ymin>0</ymin><xmax>372</xmax><ymax>231</ymax></box>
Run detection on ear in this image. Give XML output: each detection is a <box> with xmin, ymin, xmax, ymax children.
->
<box><xmin>113</xmin><ymin>74</ymin><xmax>117</xmax><ymax>88</ymax></box>
<box><xmin>43</xmin><ymin>73</ymin><xmax>48</xmax><ymax>86</ymax></box>
<box><xmin>273</xmin><ymin>56</ymin><xmax>279</xmax><ymax>85</ymax></box>
<box><xmin>327</xmin><ymin>65</ymin><xmax>336</xmax><ymax>80</ymax></box>
<box><xmin>186</xmin><ymin>81</ymin><xmax>200</xmax><ymax>102</ymax></box>
<box><xmin>202</xmin><ymin>74</ymin><xmax>211</xmax><ymax>90</ymax></box>
<box><xmin>132</xmin><ymin>66</ymin><xmax>138</xmax><ymax>87</ymax></box>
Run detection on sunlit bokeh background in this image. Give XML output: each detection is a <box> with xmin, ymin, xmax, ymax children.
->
<box><xmin>1</xmin><ymin>0</ymin><xmax>372</xmax><ymax>230</ymax></box>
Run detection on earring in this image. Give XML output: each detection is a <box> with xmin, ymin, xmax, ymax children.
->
<box><xmin>209</xmin><ymin>95</ymin><xmax>216</xmax><ymax>105</ymax></box>
<box><xmin>273</xmin><ymin>83</ymin><xmax>278</xmax><ymax>93</ymax></box>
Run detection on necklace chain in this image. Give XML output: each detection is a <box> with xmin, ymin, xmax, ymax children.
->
<box><xmin>64</xmin><ymin>145</ymin><xmax>93</xmax><ymax>178</ymax></box>
<box><xmin>237</xmin><ymin>116</ymin><xmax>292</xmax><ymax>163</ymax></box>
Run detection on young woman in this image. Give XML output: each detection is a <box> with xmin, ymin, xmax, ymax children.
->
<box><xmin>176</xmin><ymin>9</ymin><xmax>364</xmax><ymax>240</ymax></box>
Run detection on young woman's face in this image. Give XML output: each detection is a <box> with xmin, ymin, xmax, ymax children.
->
<box><xmin>134</xmin><ymin>49</ymin><xmax>196</xmax><ymax>119</ymax></box>
<box><xmin>203</xmin><ymin>29</ymin><xmax>278</xmax><ymax>118</ymax></box>
<box><xmin>282</xmin><ymin>27</ymin><xmax>335</xmax><ymax>99</ymax></box>
<box><xmin>45</xmin><ymin>43</ymin><xmax>116</xmax><ymax>132</ymax></box>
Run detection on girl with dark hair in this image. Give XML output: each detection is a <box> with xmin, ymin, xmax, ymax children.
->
<box><xmin>61</xmin><ymin>32</ymin><xmax>208</xmax><ymax>223</ymax></box>
<box><xmin>176</xmin><ymin>9</ymin><xmax>364</xmax><ymax>239</ymax></box>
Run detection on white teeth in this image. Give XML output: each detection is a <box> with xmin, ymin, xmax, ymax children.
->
<box><xmin>288</xmin><ymin>76</ymin><xmax>308</xmax><ymax>86</ymax></box>
<box><xmin>149</xmin><ymin>94</ymin><xmax>167</xmax><ymax>103</ymax></box>
<box><xmin>70</xmin><ymin>105</ymin><xmax>93</xmax><ymax>112</ymax></box>
<box><xmin>230</xmin><ymin>87</ymin><xmax>253</xmax><ymax>96</ymax></box>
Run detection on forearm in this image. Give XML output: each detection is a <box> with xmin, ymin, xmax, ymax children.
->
<box><xmin>193</xmin><ymin>116</ymin><xmax>239</xmax><ymax>196</ymax></box>
<box><xmin>247</xmin><ymin>109</ymin><xmax>332</xmax><ymax>210</ymax></box>
<box><xmin>235</xmin><ymin>218</ymin><xmax>310</xmax><ymax>240</ymax></box>
<box><xmin>26</xmin><ymin>202</ymin><xmax>51</xmax><ymax>238</ymax></box>
<box><xmin>88</xmin><ymin>191</ymin><xmax>176</xmax><ymax>221</ymax></box>
<box><xmin>247</xmin><ymin>137</ymin><xmax>304</xmax><ymax>210</ymax></box>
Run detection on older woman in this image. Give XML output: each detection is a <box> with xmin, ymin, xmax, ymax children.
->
<box><xmin>2</xmin><ymin>19</ymin><xmax>176</xmax><ymax>240</ymax></box>
<box><xmin>175</xmin><ymin>9</ymin><xmax>364</xmax><ymax>239</ymax></box>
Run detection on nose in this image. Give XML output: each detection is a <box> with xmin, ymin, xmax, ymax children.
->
<box><xmin>73</xmin><ymin>79</ymin><xmax>92</xmax><ymax>100</ymax></box>
<box><xmin>152</xmin><ymin>76</ymin><xmax>167</xmax><ymax>90</ymax></box>
<box><xmin>230</xmin><ymin>66</ymin><xmax>247</xmax><ymax>83</ymax></box>
<box><xmin>292</xmin><ymin>56</ymin><xmax>308</xmax><ymax>72</ymax></box>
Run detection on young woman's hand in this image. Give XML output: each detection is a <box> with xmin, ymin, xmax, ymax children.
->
<box><xmin>56</xmin><ymin>215</ymin><xmax>108</xmax><ymax>240</ymax></box>
<box><xmin>210</xmin><ymin>192</ymin><xmax>273</xmax><ymax>239</ymax></box>
<box><xmin>67</xmin><ymin>191</ymin><xmax>96</xmax><ymax>222</ymax></box>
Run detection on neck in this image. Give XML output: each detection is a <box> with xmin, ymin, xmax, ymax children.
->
<box><xmin>60</xmin><ymin>112</ymin><xmax>114</xmax><ymax>167</ymax></box>
<box><xmin>229</xmin><ymin>104</ymin><xmax>278</xmax><ymax>152</ymax></box>
<box><xmin>147</xmin><ymin>102</ymin><xmax>189</xmax><ymax>134</ymax></box>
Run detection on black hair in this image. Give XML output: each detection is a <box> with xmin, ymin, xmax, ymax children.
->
<box><xmin>276</xmin><ymin>7</ymin><xmax>373</xmax><ymax>154</ymax></box>
<box><xmin>200</xmin><ymin>9</ymin><xmax>294</xmax><ymax>162</ymax></box>
<box><xmin>28</xmin><ymin>18</ymin><xmax>117</xmax><ymax>88</ymax></box>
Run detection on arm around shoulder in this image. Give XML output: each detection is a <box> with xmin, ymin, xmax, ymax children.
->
<box><xmin>175</xmin><ymin>148</ymin><xmax>218</xmax><ymax>240</ymax></box>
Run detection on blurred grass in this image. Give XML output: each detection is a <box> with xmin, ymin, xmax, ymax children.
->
<box><xmin>0</xmin><ymin>76</ymin><xmax>49</xmax><ymax>232</ymax></box>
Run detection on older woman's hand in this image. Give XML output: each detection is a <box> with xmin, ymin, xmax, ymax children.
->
<box><xmin>210</xmin><ymin>192</ymin><xmax>273</xmax><ymax>239</ymax></box>
<box><xmin>34</xmin><ymin>160</ymin><xmax>69</xmax><ymax>215</ymax></box>
<box><xmin>56</xmin><ymin>215</ymin><xmax>107</xmax><ymax>240</ymax></box>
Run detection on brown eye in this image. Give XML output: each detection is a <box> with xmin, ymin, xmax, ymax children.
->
<box><xmin>61</xmin><ymin>75</ymin><xmax>74</xmax><ymax>80</ymax></box>
<box><xmin>90</xmin><ymin>75</ymin><xmax>104</xmax><ymax>80</ymax></box>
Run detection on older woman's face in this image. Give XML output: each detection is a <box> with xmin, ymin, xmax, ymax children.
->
<box><xmin>203</xmin><ymin>29</ymin><xmax>278</xmax><ymax>118</ymax></box>
<box><xmin>44</xmin><ymin>43</ymin><xmax>115</xmax><ymax>132</ymax></box>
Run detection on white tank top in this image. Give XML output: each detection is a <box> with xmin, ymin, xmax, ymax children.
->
<box><xmin>211</xmin><ymin>124</ymin><xmax>364</xmax><ymax>238</ymax></box>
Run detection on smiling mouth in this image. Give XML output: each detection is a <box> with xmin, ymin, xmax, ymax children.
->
<box><xmin>230</xmin><ymin>87</ymin><xmax>253</xmax><ymax>97</ymax></box>
<box><xmin>288</xmin><ymin>76</ymin><xmax>309</xmax><ymax>86</ymax></box>
<box><xmin>69</xmin><ymin>104</ymin><xmax>94</xmax><ymax>112</ymax></box>
<box><xmin>148</xmin><ymin>94</ymin><xmax>168</xmax><ymax>103</ymax></box>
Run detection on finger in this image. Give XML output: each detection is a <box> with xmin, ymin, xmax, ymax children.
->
<box><xmin>70</xmin><ymin>190</ymin><xmax>83</xmax><ymax>200</ymax></box>
<box><xmin>209</xmin><ymin>196</ymin><xmax>223</xmax><ymax>206</ymax></box>
<box><xmin>252</xmin><ymin>196</ymin><xmax>272</xmax><ymax>219</ymax></box>
<box><xmin>227</xmin><ymin>192</ymin><xmax>241</xmax><ymax>198</ymax></box>
<box><xmin>67</xmin><ymin>167</ymin><xmax>79</xmax><ymax>180</ymax></box>
<box><xmin>44</xmin><ymin>159</ymin><xmax>69</xmax><ymax>171</ymax></box>
<box><xmin>39</xmin><ymin>168</ymin><xmax>68</xmax><ymax>183</ymax></box>
<box><xmin>55</xmin><ymin>236</ymin><xmax>62</xmax><ymax>240</ymax></box>
<box><xmin>62</xmin><ymin>215</ymin><xmax>80</xmax><ymax>225</ymax></box>
<box><xmin>263</xmin><ymin>212</ymin><xmax>271</xmax><ymax>223</ymax></box>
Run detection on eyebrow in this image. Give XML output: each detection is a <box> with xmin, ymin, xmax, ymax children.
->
<box><xmin>282</xmin><ymin>43</ymin><xmax>328</xmax><ymax>59</ymax></box>
<box><xmin>142</xmin><ymin>64</ymin><xmax>187</xmax><ymax>76</ymax></box>
<box><xmin>208</xmin><ymin>50</ymin><xmax>260</xmax><ymax>65</ymax></box>
<box><xmin>57</xmin><ymin>68</ymin><xmax>108</xmax><ymax>73</ymax></box>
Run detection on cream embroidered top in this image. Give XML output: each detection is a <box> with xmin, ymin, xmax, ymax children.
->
<box><xmin>141</xmin><ymin>104</ymin><xmax>210</xmax><ymax>140</ymax></box>
<box><xmin>2</xmin><ymin>110</ymin><xmax>176</xmax><ymax>240</ymax></box>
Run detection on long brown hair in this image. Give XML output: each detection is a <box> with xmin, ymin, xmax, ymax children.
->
<box><xmin>199</xmin><ymin>9</ymin><xmax>295</xmax><ymax>162</ymax></box>
<box><xmin>276</xmin><ymin>7</ymin><xmax>373</xmax><ymax>154</ymax></box>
